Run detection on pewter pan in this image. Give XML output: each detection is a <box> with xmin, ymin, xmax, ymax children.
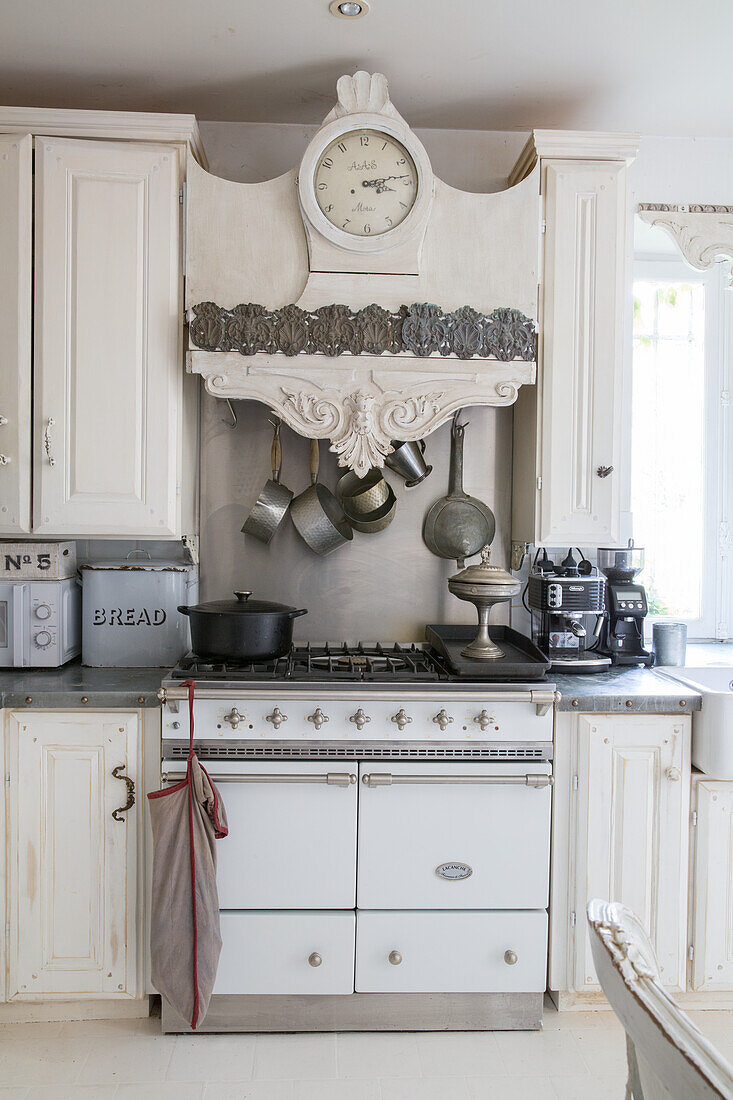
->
<box><xmin>291</xmin><ymin>439</ymin><xmax>353</xmax><ymax>556</ymax></box>
<box><xmin>346</xmin><ymin>486</ymin><xmax>397</xmax><ymax>533</ymax></box>
<box><xmin>336</xmin><ymin>468</ymin><xmax>390</xmax><ymax>516</ymax></box>
<box><xmin>422</xmin><ymin>412</ymin><xmax>496</xmax><ymax>568</ymax></box>
<box><xmin>241</xmin><ymin>419</ymin><xmax>293</xmax><ymax>544</ymax></box>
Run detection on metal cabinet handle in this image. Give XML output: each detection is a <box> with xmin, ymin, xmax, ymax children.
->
<box><xmin>162</xmin><ymin>770</ymin><xmax>356</xmax><ymax>787</ymax></box>
<box><xmin>224</xmin><ymin>707</ymin><xmax>244</xmax><ymax>729</ymax></box>
<box><xmin>504</xmin><ymin>950</ymin><xmax>518</xmax><ymax>966</ymax></box>
<box><xmin>391</xmin><ymin>709</ymin><xmax>412</xmax><ymax>731</ymax></box>
<box><xmin>308</xmin><ymin>952</ymin><xmax>322</xmax><ymax>967</ymax></box>
<box><xmin>473</xmin><ymin>710</ymin><xmax>494</xmax><ymax>732</ymax></box>
<box><xmin>432</xmin><ymin>709</ymin><xmax>454</xmax><ymax>732</ymax></box>
<box><xmin>307</xmin><ymin>707</ymin><xmax>329</xmax><ymax>731</ymax></box>
<box><xmin>665</xmin><ymin>767</ymin><xmax>681</xmax><ymax>782</ymax></box>
<box><xmin>349</xmin><ymin>708</ymin><xmax>371</xmax><ymax>731</ymax></box>
<box><xmin>388</xmin><ymin>950</ymin><xmax>403</xmax><ymax>966</ymax></box>
<box><xmin>44</xmin><ymin>417</ymin><xmax>56</xmax><ymax>467</ymax></box>
<box><xmin>265</xmin><ymin>706</ymin><xmax>287</xmax><ymax>729</ymax></box>
<box><xmin>362</xmin><ymin>773</ymin><xmax>553</xmax><ymax>788</ymax></box>
<box><xmin>111</xmin><ymin>765</ymin><xmax>135</xmax><ymax>821</ymax></box>
<box><xmin>596</xmin><ymin>465</ymin><xmax>614</xmax><ymax>479</ymax></box>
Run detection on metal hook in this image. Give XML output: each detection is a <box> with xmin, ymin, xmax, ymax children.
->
<box><xmin>267</xmin><ymin>416</ymin><xmax>281</xmax><ymax>438</ymax></box>
<box><xmin>221</xmin><ymin>399</ymin><xmax>237</xmax><ymax>429</ymax></box>
<box><xmin>452</xmin><ymin>409</ymin><xmax>468</xmax><ymax>435</ymax></box>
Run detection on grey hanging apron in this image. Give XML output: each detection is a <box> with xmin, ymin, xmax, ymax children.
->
<box><xmin>147</xmin><ymin>680</ymin><xmax>228</xmax><ymax>1029</ymax></box>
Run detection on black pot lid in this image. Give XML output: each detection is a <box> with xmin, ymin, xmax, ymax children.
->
<box><xmin>184</xmin><ymin>591</ymin><xmax>306</xmax><ymax>615</ymax></box>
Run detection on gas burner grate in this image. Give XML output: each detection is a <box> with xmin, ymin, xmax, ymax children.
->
<box><xmin>171</xmin><ymin>642</ymin><xmax>449</xmax><ymax>683</ymax></box>
<box><xmin>165</xmin><ymin>740</ymin><xmax>552</xmax><ymax>762</ymax></box>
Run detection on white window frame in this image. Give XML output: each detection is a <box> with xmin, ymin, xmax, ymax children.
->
<box><xmin>631</xmin><ymin>255</ymin><xmax>731</xmax><ymax>641</ymax></box>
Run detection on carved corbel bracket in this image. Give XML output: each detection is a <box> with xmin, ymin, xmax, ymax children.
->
<box><xmin>638</xmin><ymin>204</ymin><xmax>733</xmax><ymax>286</ymax></box>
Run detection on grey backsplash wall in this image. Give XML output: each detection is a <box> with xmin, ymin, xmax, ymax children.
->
<box><xmin>196</xmin><ymin>121</ymin><xmax>525</xmax><ymax>640</ymax></box>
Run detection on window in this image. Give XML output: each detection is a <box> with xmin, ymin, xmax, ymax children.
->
<box><xmin>631</xmin><ymin>257</ymin><xmax>729</xmax><ymax>639</ymax></box>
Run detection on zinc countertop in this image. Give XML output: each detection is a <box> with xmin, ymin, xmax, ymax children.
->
<box><xmin>0</xmin><ymin>659</ymin><xmax>165</xmax><ymax>709</ymax></box>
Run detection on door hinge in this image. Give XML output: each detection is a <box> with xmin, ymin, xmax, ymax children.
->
<box><xmin>4</xmin><ymin>774</ymin><xmax>9</xmax><ymax>787</ymax></box>
<box><xmin>721</xmin><ymin>389</ymin><xmax>730</xmax><ymax>407</ymax></box>
<box><xmin>180</xmin><ymin>181</ymin><xmax>188</xmax><ymax>272</ymax></box>
<box><xmin>540</xmin><ymin>219</ymin><xmax>547</xmax><ymax>234</ymax></box>
<box><xmin>4</xmin><ymin>922</ymin><xmax>9</xmax><ymax>939</ymax></box>
<box><xmin>179</xmin><ymin>189</ymin><xmax>184</xmax><ymax>205</ymax></box>
<box><xmin>537</xmin><ymin>476</ymin><xmax>543</xmax><ymax>492</ymax></box>
<box><xmin>570</xmin><ymin>911</ymin><xmax>576</xmax><ymax>928</ymax></box>
<box><xmin>688</xmin><ymin>944</ymin><xmax>694</xmax><ymax>961</ymax></box>
<box><xmin>691</xmin><ymin>810</ymin><xmax>697</xmax><ymax>827</ymax></box>
<box><xmin>572</xmin><ymin>774</ymin><xmax>579</xmax><ymax>792</ymax></box>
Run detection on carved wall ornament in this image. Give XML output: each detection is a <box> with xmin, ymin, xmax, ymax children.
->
<box><xmin>189</xmin><ymin>302</ymin><xmax>537</xmax><ymax>362</ymax></box>
<box><xmin>637</xmin><ymin>204</ymin><xmax>733</xmax><ymax>286</ymax></box>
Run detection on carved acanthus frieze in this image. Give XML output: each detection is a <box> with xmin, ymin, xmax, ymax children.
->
<box><xmin>189</xmin><ymin>302</ymin><xmax>538</xmax><ymax>363</ymax></box>
<box><xmin>637</xmin><ymin>204</ymin><xmax>733</xmax><ymax>286</ymax></box>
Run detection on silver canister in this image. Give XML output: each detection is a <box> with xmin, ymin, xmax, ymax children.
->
<box><xmin>652</xmin><ymin>622</ymin><xmax>687</xmax><ymax>667</ymax></box>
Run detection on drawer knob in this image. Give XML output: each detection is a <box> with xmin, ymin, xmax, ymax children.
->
<box><xmin>665</xmin><ymin>767</ymin><xmax>681</xmax><ymax>782</ymax></box>
<box><xmin>388</xmin><ymin>950</ymin><xmax>403</xmax><ymax>966</ymax></box>
<box><xmin>432</xmin><ymin>709</ymin><xmax>454</xmax><ymax>732</ymax></box>
<box><xmin>504</xmin><ymin>949</ymin><xmax>518</xmax><ymax>966</ymax></box>
<box><xmin>391</xmin><ymin>709</ymin><xmax>412</xmax><ymax>732</ymax></box>
<box><xmin>308</xmin><ymin>952</ymin><xmax>322</xmax><ymax>968</ymax></box>
<box><xmin>307</xmin><ymin>707</ymin><xmax>330</xmax><ymax>731</ymax></box>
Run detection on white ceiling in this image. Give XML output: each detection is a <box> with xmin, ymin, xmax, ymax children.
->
<box><xmin>4</xmin><ymin>0</ymin><xmax>732</xmax><ymax>135</ymax></box>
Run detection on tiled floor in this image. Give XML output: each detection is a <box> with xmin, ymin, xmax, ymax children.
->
<box><xmin>0</xmin><ymin>1003</ymin><xmax>731</xmax><ymax>1098</ymax></box>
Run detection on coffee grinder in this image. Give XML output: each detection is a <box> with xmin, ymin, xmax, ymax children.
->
<box><xmin>527</xmin><ymin>549</ymin><xmax>611</xmax><ymax>672</ymax></box>
<box><xmin>596</xmin><ymin>540</ymin><xmax>653</xmax><ymax>666</ymax></box>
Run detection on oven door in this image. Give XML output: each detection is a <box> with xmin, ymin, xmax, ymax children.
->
<box><xmin>357</xmin><ymin>761</ymin><xmax>552</xmax><ymax>910</ymax></box>
<box><xmin>162</xmin><ymin>760</ymin><xmax>359</xmax><ymax>909</ymax></box>
<box><xmin>0</xmin><ymin>582</ymin><xmax>29</xmax><ymax>667</ymax></box>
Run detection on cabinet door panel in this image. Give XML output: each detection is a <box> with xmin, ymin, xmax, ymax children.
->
<box><xmin>0</xmin><ymin>134</ymin><xmax>32</xmax><ymax>534</ymax></box>
<box><xmin>538</xmin><ymin>161</ymin><xmax>625</xmax><ymax>546</ymax></box>
<box><xmin>33</xmin><ymin>138</ymin><xmax>181</xmax><ymax>536</ymax></box>
<box><xmin>7</xmin><ymin>710</ymin><xmax>140</xmax><ymax>999</ymax></box>
<box><xmin>691</xmin><ymin>780</ymin><xmax>733</xmax><ymax>991</ymax></box>
<box><xmin>574</xmin><ymin>715</ymin><xmax>690</xmax><ymax>992</ymax></box>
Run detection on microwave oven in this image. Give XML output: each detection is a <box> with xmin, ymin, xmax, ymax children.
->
<box><xmin>0</xmin><ymin>578</ymin><xmax>81</xmax><ymax>668</ymax></box>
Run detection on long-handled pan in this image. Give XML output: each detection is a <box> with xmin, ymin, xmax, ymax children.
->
<box><xmin>241</xmin><ymin>418</ymin><xmax>293</xmax><ymax>543</ymax></box>
<box><xmin>422</xmin><ymin>411</ymin><xmax>496</xmax><ymax>568</ymax></box>
<box><xmin>291</xmin><ymin>439</ymin><xmax>353</xmax><ymax>555</ymax></box>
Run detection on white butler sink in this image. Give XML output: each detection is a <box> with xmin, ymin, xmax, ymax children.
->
<box><xmin>660</xmin><ymin>667</ymin><xmax>733</xmax><ymax>778</ymax></box>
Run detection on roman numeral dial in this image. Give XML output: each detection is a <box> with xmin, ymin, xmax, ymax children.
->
<box><xmin>313</xmin><ymin>128</ymin><xmax>418</xmax><ymax>237</ymax></box>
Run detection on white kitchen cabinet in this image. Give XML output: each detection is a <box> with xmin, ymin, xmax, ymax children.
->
<box><xmin>511</xmin><ymin>135</ymin><xmax>638</xmax><ymax>548</ymax></box>
<box><xmin>33</xmin><ymin>137</ymin><xmax>185</xmax><ymax>537</ymax></box>
<box><xmin>550</xmin><ymin>712</ymin><xmax>691</xmax><ymax>1000</ymax></box>
<box><xmin>5</xmin><ymin>709</ymin><xmax>142</xmax><ymax>1000</ymax></box>
<box><xmin>0</xmin><ymin>134</ymin><xmax>32</xmax><ymax>535</ymax></box>
<box><xmin>690</xmin><ymin>778</ymin><xmax>733</xmax><ymax>992</ymax></box>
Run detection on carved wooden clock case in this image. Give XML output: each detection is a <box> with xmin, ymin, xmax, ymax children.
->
<box><xmin>185</xmin><ymin>71</ymin><xmax>541</xmax><ymax>476</ymax></box>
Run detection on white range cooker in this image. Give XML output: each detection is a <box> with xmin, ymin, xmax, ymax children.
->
<box><xmin>159</xmin><ymin>638</ymin><xmax>556</xmax><ymax>1032</ymax></box>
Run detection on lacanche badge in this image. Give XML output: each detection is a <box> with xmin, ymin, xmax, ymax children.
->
<box><xmin>436</xmin><ymin>862</ymin><xmax>473</xmax><ymax>881</ymax></box>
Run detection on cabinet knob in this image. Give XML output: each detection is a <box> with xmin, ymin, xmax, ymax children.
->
<box><xmin>473</xmin><ymin>709</ymin><xmax>493</xmax><ymax>732</ymax></box>
<box><xmin>307</xmin><ymin>707</ymin><xmax>329</xmax><ymax>731</ymax></box>
<box><xmin>388</xmin><ymin>950</ymin><xmax>403</xmax><ymax>965</ymax></box>
<box><xmin>308</xmin><ymin>952</ymin><xmax>322</xmax><ymax>968</ymax></box>
<box><xmin>265</xmin><ymin>707</ymin><xmax>288</xmax><ymax>730</ymax></box>
<box><xmin>349</xmin><ymin>707</ymin><xmax>371</xmax><ymax>731</ymax></box>
<box><xmin>504</xmin><ymin>950</ymin><xmax>518</xmax><ymax>966</ymax></box>
<box><xmin>432</xmin><ymin>709</ymin><xmax>454</xmax><ymax>732</ymax></box>
<box><xmin>665</xmin><ymin>767</ymin><xmax>681</xmax><ymax>782</ymax></box>
<box><xmin>391</xmin><ymin>709</ymin><xmax>412</xmax><ymax>731</ymax></box>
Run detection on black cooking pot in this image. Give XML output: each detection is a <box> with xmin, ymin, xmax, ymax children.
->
<box><xmin>178</xmin><ymin>590</ymin><xmax>307</xmax><ymax>661</ymax></box>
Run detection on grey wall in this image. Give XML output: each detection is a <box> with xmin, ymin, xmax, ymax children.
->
<box><xmin>196</xmin><ymin>122</ymin><xmax>523</xmax><ymax>641</ymax></box>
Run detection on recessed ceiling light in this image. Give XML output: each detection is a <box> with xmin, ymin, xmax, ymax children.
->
<box><xmin>329</xmin><ymin>0</ymin><xmax>370</xmax><ymax>17</ymax></box>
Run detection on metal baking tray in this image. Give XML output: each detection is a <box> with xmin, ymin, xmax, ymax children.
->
<box><xmin>426</xmin><ymin>624</ymin><xmax>551</xmax><ymax>681</ymax></box>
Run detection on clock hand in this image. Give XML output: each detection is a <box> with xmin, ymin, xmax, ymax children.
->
<box><xmin>362</xmin><ymin>174</ymin><xmax>410</xmax><ymax>191</ymax></box>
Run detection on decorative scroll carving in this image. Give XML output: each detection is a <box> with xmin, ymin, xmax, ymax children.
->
<box><xmin>637</xmin><ymin>204</ymin><xmax>733</xmax><ymax>286</ymax></box>
<box><xmin>189</xmin><ymin>302</ymin><xmax>537</xmax><ymax>362</ymax></box>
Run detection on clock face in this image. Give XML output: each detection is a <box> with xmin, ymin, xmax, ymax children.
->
<box><xmin>313</xmin><ymin>129</ymin><xmax>418</xmax><ymax>237</ymax></box>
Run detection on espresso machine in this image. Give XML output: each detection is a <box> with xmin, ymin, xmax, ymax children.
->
<box><xmin>596</xmin><ymin>540</ymin><xmax>653</xmax><ymax>666</ymax></box>
<box><xmin>527</xmin><ymin>549</ymin><xmax>611</xmax><ymax>672</ymax></box>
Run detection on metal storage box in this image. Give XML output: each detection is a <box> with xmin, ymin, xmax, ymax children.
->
<box><xmin>1</xmin><ymin>541</ymin><xmax>77</xmax><ymax>580</ymax></box>
<box><xmin>80</xmin><ymin>556</ymin><xmax>196</xmax><ymax>667</ymax></box>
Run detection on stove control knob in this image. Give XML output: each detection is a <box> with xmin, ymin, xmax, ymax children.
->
<box><xmin>349</xmin><ymin>708</ymin><xmax>371</xmax><ymax>732</ymax></box>
<box><xmin>432</xmin><ymin>709</ymin><xmax>454</xmax><ymax>732</ymax></box>
<box><xmin>308</xmin><ymin>952</ymin><xmax>322</xmax><ymax>968</ymax></box>
<box><xmin>391</xmin><ymin>709</ymin><xmax>412</xmax><ymax>732</ymax></box>
<box><xmin>34</xmin><ymin>630</ymin><xmax>52</xmax><ymax>649</ymax></box>
<box><xmin>504</xmin><ymin>950</ymin><xmax>518</xmax><ymax>966</ymax></box>
<box><xmin>34</xmin><ymin>603</ymin><xmax>52</xmax><ymax>620</ymax></box>
<box><xmin>223</xmin><ymin>707</ymin><xmax>244</xmax><ymax>730</ymax></box>
<box><xmin>307</xmin><ymin>707</ymin><xmax>329</xmax><ymax>731</ymax></box>
<box><xmin>265</xmin><ymin>706</ymin><xmax>288</xmax><ymax>730</ymax></box>
<box><xmin>473</xmin><ymin>710</ymin><xmax>494</xmax><ymax>732</ymax></box>
<box><xmin>388</xmin><ymin>950</ymin><xmax>403</xmax><ymax>966</ymax></box>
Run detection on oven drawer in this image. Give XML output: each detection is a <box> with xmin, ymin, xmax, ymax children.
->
<box><xmin>209</xmin><ymin>761</ymin><xmax>358</xmax><ymax>909</ymax></box>
<box><xmin>214</xmin><ymin>910</ymin><xmax>356</xmax><ymax>995</ymax></box>
<box><xmin>357</xmin><ymin>762</ymin><xmax>551</xmax><ymax>909</ymax></box>
<box><xmin>355</xmin><ymin>910</ymin><xmax>548</xmax><ymax>993</ymax></box>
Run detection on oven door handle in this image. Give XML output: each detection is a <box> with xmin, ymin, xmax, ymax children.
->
<box><xmin>161</xmin><ymin>769</ymin><xmax>357</xmax><ymax>787</ymax></box>
<box><xmin>361</xmin><ymin>773</ymin><xmax>553</xmax><ymax>789</ymax></box>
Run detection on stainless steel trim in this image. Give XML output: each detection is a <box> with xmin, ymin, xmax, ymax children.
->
<box><xmin>161</xmin><ymin>769</ymin><xmax>356</xmax><ymax>787</ymax></box>
<box><xmin>361</xmin><ymin>772</ymin><xmax>553</xmax><ymax>788</ymax></box>
<box><xmin>163</xmin><ymin>740</ymin><xmax>553</xmax><ymax>762</ymax></box>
